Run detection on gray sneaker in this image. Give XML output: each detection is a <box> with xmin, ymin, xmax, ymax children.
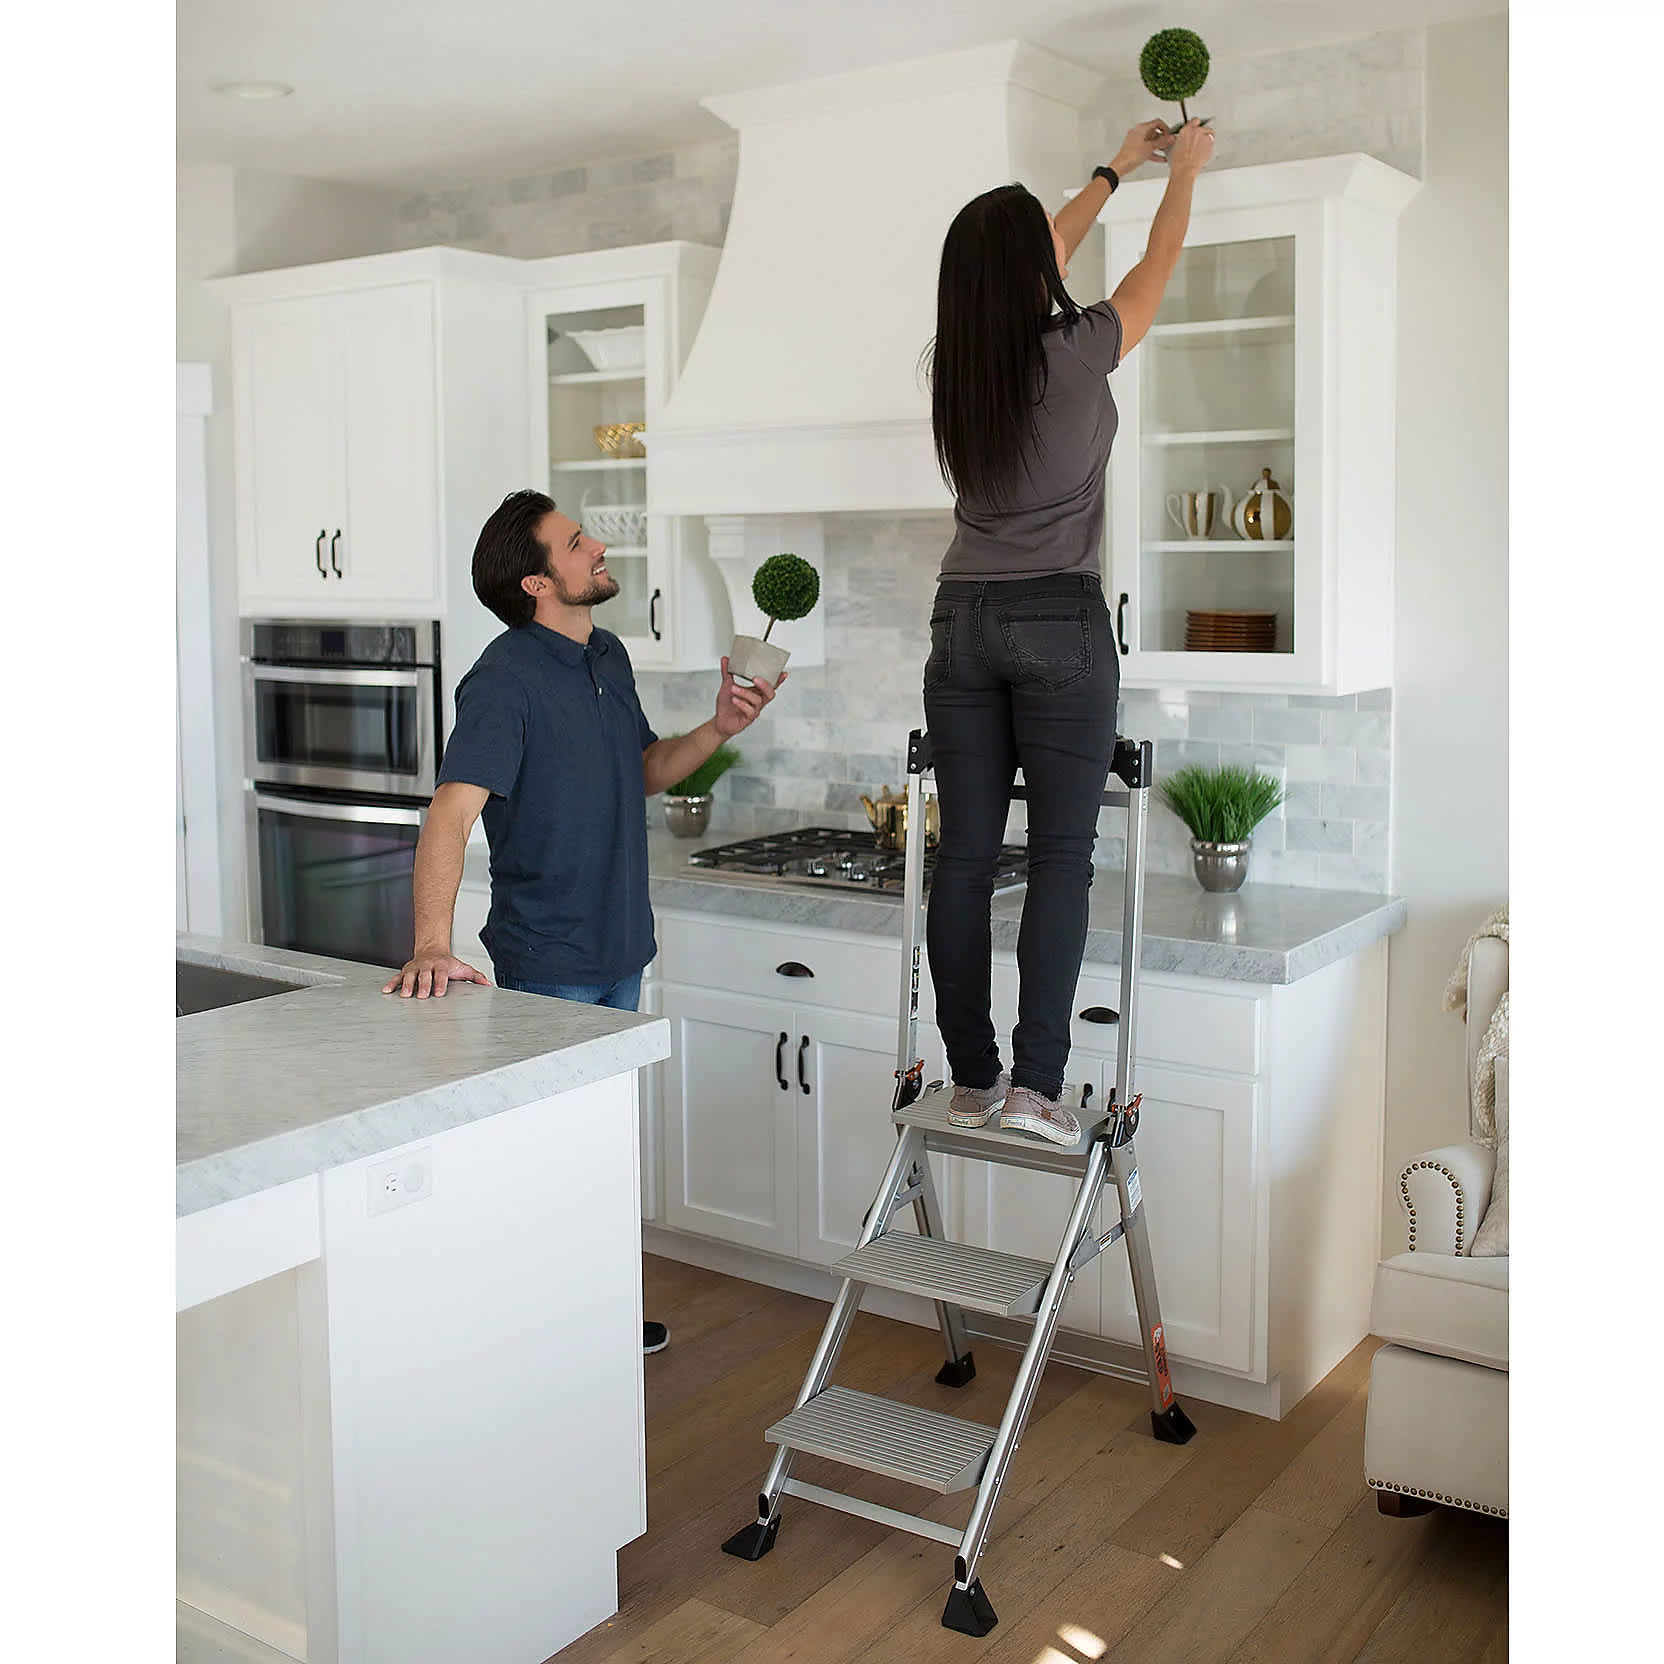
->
<box><xmin>999</xmin><ymin>1085</ymin><xmax>1082</xmax><ymax>1147</ymax></box>
<box><xmin>946</xmin><ymin>1071</ymin><xmax>1010</xmax><ymax>1128</ymax></box>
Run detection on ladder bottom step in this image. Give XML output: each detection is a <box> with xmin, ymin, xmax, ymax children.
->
<box><xmin>765</xmin><ymin>1385</ymin><xmax>996</xmax><ymax>1494</ymax></box>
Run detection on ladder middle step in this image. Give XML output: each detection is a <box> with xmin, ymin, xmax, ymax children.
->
<box><xmin>764</xmin><ymin>1385</ymin><xmax>997</xmax><ymax>1493</ymax></box>
<box><xmin>834</xmin><ymin>1234</ymin><xmax>1054</xmax><ymax>1317</ymax></box>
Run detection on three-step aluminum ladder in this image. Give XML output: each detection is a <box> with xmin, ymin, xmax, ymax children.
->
<box><xmin>720</xmin><ymin>729</ymin><xmax>1196</xmax><ymax>1637</ymax></box>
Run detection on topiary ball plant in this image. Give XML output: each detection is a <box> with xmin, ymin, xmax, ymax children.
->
<box><xmin>752</xmin><ymin>552</ymin><xmax>821</xmax><ymax>642</ymax></box>
<box><xmin>1140</xmin><ymin>27</ymin><xmax>1211</xmax><ymax>129</ymax></box>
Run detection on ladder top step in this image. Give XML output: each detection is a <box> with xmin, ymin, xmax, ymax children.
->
<box><xmin>764</xmin><ymin>1384</ymin><xmax>997</xmax><ymax>1494</ymax></box>
<box><xmin>834</xmin><ymin>1234</ymin><xmax>1054</xmax><ymax>1319</ymax></box>
<box><xmin>895</xmin><ymin>1083</ymin><xmax>1106</xmax><ymax>1173</ymax></box>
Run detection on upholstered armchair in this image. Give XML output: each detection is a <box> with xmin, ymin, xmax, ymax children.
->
<box><xmin>1365</xmin><ymin>933</ymin><xmax>1509</xmax><ymax>1519</ymax></box>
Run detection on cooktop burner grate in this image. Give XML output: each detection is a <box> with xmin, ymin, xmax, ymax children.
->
<box><xmin>686</xmin><ymin>826</ymin><xmax>1028</xmax><ymax>895</ymax></box>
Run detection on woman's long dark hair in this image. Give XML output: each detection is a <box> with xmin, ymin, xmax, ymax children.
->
<box><xmin>923</xmin><ymin>184</ymin><xmax>1082</xmax><ymax>507</ymax></box>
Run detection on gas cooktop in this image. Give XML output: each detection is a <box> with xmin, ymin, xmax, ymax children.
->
<box><xmin>685</xmin><ymin>827</ymin><xmax>1029</xmax><ymax>896</ymax></box>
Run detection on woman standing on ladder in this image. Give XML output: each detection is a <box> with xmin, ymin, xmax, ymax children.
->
<box><xmin>923</xmin><ymin>117</ymin><xmax>1215</xmax><ymax>1145</ymax></box>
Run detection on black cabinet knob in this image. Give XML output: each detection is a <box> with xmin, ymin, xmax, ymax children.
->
<box><xmin>1116</xmin><ymin>593</ymin><xmax>1130</xmax><ymax>655</ymax></box>
<box><xmin>775</xmin><ymin>1031</ymin><xmax>789</xmax><ymax>1090</ymax></box>
<box><xmin>775</xmin><ymin>961</ymin><xmax>815</xmax><ymax>978</ymax></box>
<box><xmin>649</xmin><ymin>588</ymin><xmax>662</xmax><ymax>641</ymax></box>
<box><xmin>798</xmin><ymin>1034</ymin><xmax>811</xmax><ymax>1094</ymax></box>
<box><xmin>315</xmin><ymin>531</ymin><xmax>327</xmax><ymax>577</ymax></box>
<box><xmin>1078</xmin><ymin>1006</ymin><xmax>1119</xmax><ymax>1025</ymax></box>
<box><xmin>330</xmin><ymin>530</ymin><xmax>343</xmax><ymax>578</ymax></box>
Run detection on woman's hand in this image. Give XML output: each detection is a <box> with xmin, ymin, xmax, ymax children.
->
<box><xmin>1165</xmin><ymin>118</ymin><xmax>1217</xmax><ymax>180</ymax></box>
<box><xmin>1111</xmin><ymin>120</ymin><xmax>1174</xmax><ymax>176</ymax></box>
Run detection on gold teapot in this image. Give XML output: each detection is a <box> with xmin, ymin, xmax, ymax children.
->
<box><xmin>859</xmin><ymin>785</ymin><xmax>940</xmax><ymax>852</ymax></box>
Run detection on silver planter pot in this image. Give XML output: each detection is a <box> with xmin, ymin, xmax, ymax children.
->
<box><xmin>1190</xmin><ymin>836</ymin><xmax>1252</xmax><ymax>893</ymax></box>
<box><xmin>664</xmin><ymin>794</ymin><xmax>714</xmax><ymax>838</ymax></box>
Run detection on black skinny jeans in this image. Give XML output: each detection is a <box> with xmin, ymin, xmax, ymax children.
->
<box><xmin>923</xmin><ymin>572</ymin><xmax>1119</xmax><ymax>1101</ymax></box>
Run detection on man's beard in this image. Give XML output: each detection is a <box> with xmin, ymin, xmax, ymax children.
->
<box><xmin>548</xmin><ymin>566</ymin><xmax>620</xmax><ymax>607</ymax></box>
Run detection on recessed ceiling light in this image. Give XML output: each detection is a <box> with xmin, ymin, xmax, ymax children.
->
<box><xmin>214</xmin><ymin>81</ymin><xmax>294</xmax><ymax>101</ymax></box>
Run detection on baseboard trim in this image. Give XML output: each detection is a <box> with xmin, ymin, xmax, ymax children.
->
<box><xmin>643</xmin><ymin>1225</ymin><xmax>1284</xmax><ymax>1419</ymax></box>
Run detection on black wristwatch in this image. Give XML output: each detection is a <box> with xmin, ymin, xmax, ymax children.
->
<box><xmin>1091</xmin><ymin>164</ymin><xmax>1119</xmax><ymax>192</ymax></box>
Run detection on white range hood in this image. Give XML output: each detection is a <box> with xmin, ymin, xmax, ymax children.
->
<box><xmin>652</xmin><ymin>41</ymin><xmax>1101</xmax><ymax>520</ymax></box>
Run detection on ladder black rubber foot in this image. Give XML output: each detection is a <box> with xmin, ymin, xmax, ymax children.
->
<box><xmin>1151</xmin><ymin>1403</ymin><xmax>1198</xmax><ymax>1445</ymax></box>
<box><xmin>721</xmin><ymin>1514</ymin><xmax>780</xmax><ymax>1560</ymax></box>
<box><xmin>935</xmin><ymin>1351</ymin><xmax>977</xmax><ymax>1388</ymax></box>
<box><xmin>941</xmin><ymin>1577</ymin><xmax>998</xmax><ymax>1636</ymax></box>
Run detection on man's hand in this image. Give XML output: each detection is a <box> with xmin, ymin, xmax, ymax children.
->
<box><xmin>1112</xmin><ymin>120</ymin><xmax>1174</xmax><ymax>175</ymax></box>
<box><xmin>382</xmin><ymin>952</ymin><xmax>492</xmax><ymax>999</ymax></box>
<box><xmin>714</xmin><ymin>655</ymin><xmax>785</xmax><ymax>738</ymax></box>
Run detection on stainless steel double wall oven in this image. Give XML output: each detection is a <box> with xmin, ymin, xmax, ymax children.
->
<box><xmin>243</xmin><ymin>619</ymin><xmax>442</xmax><ymax>968</ymax></box>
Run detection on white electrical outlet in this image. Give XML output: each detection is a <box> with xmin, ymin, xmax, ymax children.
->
<box><xmin>367</xmin><ymin>1148</ymin><xmax>433</xmax><ymax>1216</ymax></box>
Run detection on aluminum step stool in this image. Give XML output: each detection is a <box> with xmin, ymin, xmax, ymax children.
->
<box><xmin>721</xmin><ymin>728</ymin><xmax>1196</xmax><ymax>1638</ymax></box>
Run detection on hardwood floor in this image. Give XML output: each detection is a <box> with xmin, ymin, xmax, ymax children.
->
<box><xmin>550</xmin><ymin>1255</ymin><xmax>1507</xmax><ymax>1664</ymax></box>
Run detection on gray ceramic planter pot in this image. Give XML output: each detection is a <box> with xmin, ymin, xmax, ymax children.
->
<box><xmin>728</xmin><ymin>633</ymin><xmax>791</xmax><ymax>687</ymax></box>
<box><xmin>1191</xmin><ymin>836</ymin><xmax>1252</xmax><ymax>892</ymax></box>
<box><xmin>664</xmin><ymin>795</ymin><xmax>713</xmax><ymax>838</ymax></box>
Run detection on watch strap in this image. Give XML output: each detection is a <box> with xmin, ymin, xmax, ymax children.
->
<box><xmin>1091</xmin><ymin>164</ymin><xmax>1119</xmax><ymax>192</ymax></box>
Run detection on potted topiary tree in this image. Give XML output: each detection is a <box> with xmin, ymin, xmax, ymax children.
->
<box><xmin>728</xmin><ymin>552</ymin><xmax>820</xmax><ymax>687</ymax></box>
<box><xmin>1140</xmin><ymin>27</ymin><xmax>1211</xmax><ymax>131</ymax></box>
<box><xmin>663</xmin><ymin>740</ymin><xmax>742</xmax><ymax>838</ymax></box>
<box><xmin>1159</xmin><ymin>763</ymin><xmax>1283</xmax><ymax>891</ymax></box>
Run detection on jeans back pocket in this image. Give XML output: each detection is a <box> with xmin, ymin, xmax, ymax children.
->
<box><xmin>999</xmin><ymin>607</ymin><xmax>1092</xmax><ymax>689</ymax></box>
<box><xmin>923</xmin><ymin>609</ymin><xmax>956</xmax><ymax>689</ymax></box>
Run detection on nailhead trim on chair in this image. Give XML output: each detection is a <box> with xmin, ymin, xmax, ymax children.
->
<box><xmin>1368</xmin><ymin>1476</ymin><xmax>1507</xmax><ymax>1518</ymax></box>
<box><xmin>1400</xmin><ymin>1159</ymin><xmax>1466</xmax><ymax>1255</ymax></box>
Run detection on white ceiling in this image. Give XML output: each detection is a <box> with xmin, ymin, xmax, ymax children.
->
<box><xmin>178</xmin><ymin>0</ymin><xmax>1502</xmax><ymax>191</ymax></box>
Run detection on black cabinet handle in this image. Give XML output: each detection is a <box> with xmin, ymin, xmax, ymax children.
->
<box><xmin>1116</xmin><ymin>592</ymin><xmax>1130</xmax><ymax>655</ymax></box>
<box><xmin>797</xmin><ymin>1034</ymin><xmax>811</xmax><ymax>1094</ymax></box>
<box><xmin>1078</xmin><ymin>1006</ymin><xmax>1119</xmax><ymax>1025</ymax></box>
<box><xmin>775</xmin><ymin>1031</ymin><xmax>789</xmax><ymax>1091</ymax></box>
<box><xmin>775</xmin><ymin>961</ymin><xmax>815</xmax><ymax>978</ymax></box>
<box><xmin>330</xmin><ymin>530</ymin><xmax>343</xmax><ymax>578</ymax></box>
<box><xmin>315</xmin><ymin>531</ymin><xmax>328</xmax><ymax>578</ymax></box>
<box><xmin>649</xmin><ymin>587</ymin><xmax>662</xmax><ymax>641</ymax></box>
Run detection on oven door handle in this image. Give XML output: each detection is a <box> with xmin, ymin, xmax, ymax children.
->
<box><xmin>249</xmin><ymin>665</ymin><xmax>423</xmax><ymax>688</ymax></box>
<box><xmin>252</xmin><ymin>793</ymin><xmax>425</xmax><ymax>827</ymax></box>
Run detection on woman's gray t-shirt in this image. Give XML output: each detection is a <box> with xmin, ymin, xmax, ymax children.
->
<box><xmin>938</xmin><ymin>300</ymin><xmax>1123</xmax><ymax>581</ymax></box>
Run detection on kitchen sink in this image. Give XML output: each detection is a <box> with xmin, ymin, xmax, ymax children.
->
<box><xmin>177</xmin><ymin>960</ymin><xmax>309</xmax><ymax>1016</ymax></box>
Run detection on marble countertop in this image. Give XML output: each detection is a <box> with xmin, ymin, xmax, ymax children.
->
<box><xmin>176</xmin><ymin>936</ymin><xmax>670</xmax><ymax>1218</ymax></box>
<box><xmin>462</xmin><ymin>830</ymin><xmax>1405</xmax><ymax>985</ymax></box>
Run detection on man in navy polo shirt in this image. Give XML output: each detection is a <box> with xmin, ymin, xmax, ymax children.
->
<box><xmin>383</xmin><ymin>488</ymin><xmax>783</xmax><ymax>1356</ymax></box>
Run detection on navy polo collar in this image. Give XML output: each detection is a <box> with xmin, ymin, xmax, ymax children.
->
<box><xmin>524</xmin><ymin>621</ymin><xmax>607</xmax><ymax>666</ymax></box>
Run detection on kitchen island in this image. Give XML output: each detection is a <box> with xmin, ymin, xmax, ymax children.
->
<box><xmin>177</xmin><ymin>936</ymin><xmax>670</xmax><ymax>1664</ymax></box>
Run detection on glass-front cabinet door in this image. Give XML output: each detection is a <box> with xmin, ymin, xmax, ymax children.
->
<box><xmin>531</xmin><ymin>282</ymin><xmax>673</xmax><ymax>663</ymax></box>
<box><xmin>1100</xmin><ymin>157</ymin><xmax>1418</xmax><ymax>694</ymax></box>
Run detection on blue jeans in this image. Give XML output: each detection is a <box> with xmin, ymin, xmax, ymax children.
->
<box><xmin>496</xmin><ymin>969</ymin><xmax>643</xmax><ymax>1011</ymax></box>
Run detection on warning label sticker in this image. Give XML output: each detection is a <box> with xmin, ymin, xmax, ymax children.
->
<box><xmin>1152</xmin><ymin>1323</ymin><xmax>1174</xmax><ymax>1407</ymax></box>
<box><xmin>1126</xmin><ymin>1167</ymin><xmax>1143</xmax><ymax>1214</ymax></box>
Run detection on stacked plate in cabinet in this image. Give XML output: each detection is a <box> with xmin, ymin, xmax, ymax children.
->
<box><xmin>1185</xmin><ymin>610</ymin><xmax>1278</xmax><ymax>652</ymax></box>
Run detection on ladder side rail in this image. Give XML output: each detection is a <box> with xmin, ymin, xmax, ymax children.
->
<box><xmin>953</xmin><ymin>1138</ymin><xmax>1112</xmax><ymax>1589</ymax></box>
<box><xmin>746</xmin><ymin>1124</ymin><xmax>931</xmax><ymax>1531</ymax></box>
<box><xmin>1114</xmin><ymin>739</ymin><xmax>1152</xmax><ymax>1117</ymax></box>
<box><xmin>1109</xmin><ymin>1136</ymin><xmax>1178</xmax><ymax>1417</ymax></box>
<box><xmin>894</xmin><ymin>745</ymin><xmax>930</xmax><ymax>1082</ymax></box>
<box><xmin>910</xmin><ymin>1148</ymin><xmax>974</xmax><ymax>1376</ymax></box>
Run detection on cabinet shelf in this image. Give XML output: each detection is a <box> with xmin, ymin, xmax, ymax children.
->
<box><xmin>549</xmin><ymin>369</ymin><xmax>647</xmax><ymax>386</ymax></box>
<box><xmin>1145</xmin><ymin>428</ymin><xmax>1295</xmax><ymax>447</ymax></box>
<box><xmin>1148</xmin><ymin>315</ymin><xmax>1295</xmax><ymax>339</ymax></box>
<box><xmin>1145</xmin><ymin>539</ymin><xmax>1295</xmax><ymax>553</ymax></box>
<box><xmin>549</xmin><ymin>457</ymin><xmax>648</xmax><ymax>471</ymax></box>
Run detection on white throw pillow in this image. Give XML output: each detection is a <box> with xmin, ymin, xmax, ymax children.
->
<box><xmin>1471</xmin><ymin>1052</ymin><xmax>1509</xmax><ymax>1257</ymax></box>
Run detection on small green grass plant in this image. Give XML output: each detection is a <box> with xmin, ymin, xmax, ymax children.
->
<box><xmin>1159</xmin><ymin>762</ymin><xmax>1283</xmax><ymax>844</ymax></box>
<box><xmin>667</xmin><ymin>741</ymin><xmax>743</xmax><ymax>799</ymax></box>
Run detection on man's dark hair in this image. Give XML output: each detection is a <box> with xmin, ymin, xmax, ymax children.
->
<box><xmin>473</xmin><ymin>489</ymin><xmax>556</xmax><ymax>627</ymax></box>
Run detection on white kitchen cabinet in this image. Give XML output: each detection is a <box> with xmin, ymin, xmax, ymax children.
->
<box><xmin>525</xmin><ymin>243</ymin><xmax>725</xmax><ymax>672</ymax></box>
<box><xmin>1099</xmin><ymin>154</ymin><xmax>1418</xmax><ymax>694</ymax></box>
<box><xmin>660</xmin><ymin>985</ymin><xmax>801</xmax><ymax>1256</ymax></box>
<box><xmin>213</xmin><ymin>248</ymin><xmax>530</xmax><ymax>643</ymax></box>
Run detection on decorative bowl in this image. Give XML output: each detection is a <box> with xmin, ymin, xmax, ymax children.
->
<box><xmin>593</xmin><ymin>422</ymin><xmax>647</xmax><ymax>458</ymax></box>
<box><xmin>566</xmin><ymin>326</ymin><xmax>646</xmax><ymax>371</ymax></box>
<box><xmin>580</xmin><ymin>503</ymin><xmax>647</xmax><ymax>545</ymax></box>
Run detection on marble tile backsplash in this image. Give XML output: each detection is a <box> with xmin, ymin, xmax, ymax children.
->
<box><xmin>635</xmin><ymin>517</ymin><xmax>1392</xmax><ymax>895</ymax></box>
